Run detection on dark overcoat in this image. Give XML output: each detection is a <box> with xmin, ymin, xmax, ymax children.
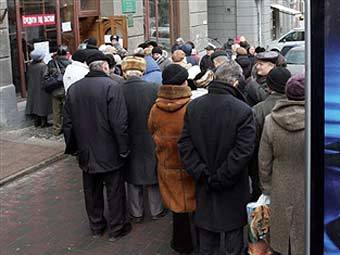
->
<box><xmin>63</xmin><ymin>71</ymin><xmax>129</xmax><ymax>173</ymax></box>
<box><xmin>245</xmin><ymin>76</ymin><xmax>269</xmax><ymax>106</ymax></box>
<box><xmin>122</xmin><ymin>77</ymin><xmax>160</xmax><ymax>185</ymax></box>
<box><xmin>178</xmin><ymin>80</ymin><xmax>256</xmax><ymax>232</ymax></box>
<box><xmin>25</xmin><ymin>61</ymin><xmax>52</xmax><ymax>117</ymax></box>
<box><xmin>248</xmin><ymin>92</ymin><xmax>287</xmax><ymax>201</ymax></box>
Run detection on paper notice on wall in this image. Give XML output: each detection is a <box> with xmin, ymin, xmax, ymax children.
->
<box><xmin>104</xmin><ymin>35</ymin><xmax>111</xmax><ymax>43</ymax></box>
<box><xmin>62</xmin><ymin>21</ymin><xmax>72</xmax><ymax>32</ymax></box>
<box><xmin>33</xmin><ymin>41</ymin><xmax>51</xmax><ymax>64</ymax></box>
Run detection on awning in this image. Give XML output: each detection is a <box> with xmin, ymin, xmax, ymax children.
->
<box><xmin>270</xmin><ymin>4</ymin><xmax>301</xmax><ymax>15</ymax></box>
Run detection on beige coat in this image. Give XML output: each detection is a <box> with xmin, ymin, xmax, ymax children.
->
<box><xmin>259</xmin><ymin>100</ymin><xmax>305</xmax><ymax>255</ymax></box>
<box><xmin>148</xmin><ymin>85</ymin><xmax>196</xmax><ymax>213</ymax></box>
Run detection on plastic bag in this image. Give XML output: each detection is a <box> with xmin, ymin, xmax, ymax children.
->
<box><xmin>247</xmin><ymin>194</ymin><xmax>272</xmax><ymax>255</ymax></box>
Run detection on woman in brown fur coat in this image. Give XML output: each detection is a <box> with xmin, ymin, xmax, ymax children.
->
<box><xmin>148</xmin><ymin>64</ymin><xmax>195</xmax><ymax>254</ymax></box>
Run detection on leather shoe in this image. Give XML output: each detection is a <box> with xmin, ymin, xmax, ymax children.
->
<box><xmin>108</xmin><ymin>223</ymin><xmax>132</xmax><ymax>242</ymax></box>
<box><xmin>151</xmin><ymin>209</ymin><xmax>168</xmax><ymax>220</ymax></box>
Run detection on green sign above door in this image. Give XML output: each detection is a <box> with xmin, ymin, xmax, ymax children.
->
<box><xmin>122</xmin><ymin>0</ymin><xmax>136</xmax><ymax>13</ymax></box>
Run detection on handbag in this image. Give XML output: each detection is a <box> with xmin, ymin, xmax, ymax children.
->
<box><xmin>43</xmin><ymin>60</ymin><xmax>64</xmax><ymax>94</ymax></box>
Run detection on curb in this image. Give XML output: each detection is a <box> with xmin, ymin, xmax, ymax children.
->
<box><xmin>0</xmin><ymin>152</ymin><xmax>67</xmax><ymax>187</ymax></box>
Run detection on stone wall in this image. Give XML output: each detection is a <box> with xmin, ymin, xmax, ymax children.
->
<box><xmin>208</xmin><ymin>0</ymin><xmax>236</xmax><ymax>45</ymax></box>
<box><xmin>105</xmin><ymin>0</ymin><xmax>145</xmax><ymax>52</ymax></box>
<box><xmin>0</xmin><ymin>0</ymin><xmax>18</xmax><ymax>127</ymax></box>
<box><xmin>178</xmin><ymin>0</ymin><xmax>208</xmax><ymax>51</ymax></box>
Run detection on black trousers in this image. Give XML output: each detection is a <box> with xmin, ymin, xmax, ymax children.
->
<box><xmin>198</xmin><ymin>227</ymin><xmax>243</xmax><ymax>255</ymax></box>
<box><xmin>82</xmin><ymin>170</ymin><xmax>128</xmax><ymax>236</ymax></box>
<box><xmin>172</xmin><ymin>212</ymin><xmax>194</xmax><ymax>253</ymax></box>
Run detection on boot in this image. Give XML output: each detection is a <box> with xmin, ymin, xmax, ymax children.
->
<box><xmin>34</xmin><ymin>116</ymin><xmax>41</xmax><ymax>127</ymax></box>
<box><xmin>40</xmin><ymin>116</ymin><xmax>52</xmax><ymax>128</ymax></box>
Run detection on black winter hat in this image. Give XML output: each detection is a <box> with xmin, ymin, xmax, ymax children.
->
<box><xmin>210</xmin><ymin>50</ymin><xmax>229</xmax><ymax>62</ymax></box>
<box><xmin>152</xmin><ymin>47</ymin><xmax>163</xmax><ymax>55</ymax></box>
<box><xmin>72</xmin><ymin>49</ymin><xmax>87</xmax><ymax>63</ymax></box>
<box><xmin>162</xmin><ymin>64</ymin><xmax>189</xmax><ymax>85</ymax></box>
<box><xmin>86</xmin><ymin>51</ymin><xmax>110</xmax><ymax>65</ymax></box>
<box><xmin>266</xmin><ymin>67</ymin><xmax>292</xmax><ymax>93</ymax></box>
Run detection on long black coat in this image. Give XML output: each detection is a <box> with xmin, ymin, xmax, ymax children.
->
<box><xmin>178</xmin><ymin>80</ymin><xmax>256</xmax><ymax>232</ymax></box>
<box><xmin>122</xmin><ymin>77</ymin><xmax>159</xmax><ymax>185</ymax></box>
<box><xmin>63</xmin><ymin>71</ymin><xmax>129</xmax><ymax>174</ymax></box>
<box><xmin>25</xmin><ymin>61</ymin><xmax>52</xmax><ymax>117</ymax></box>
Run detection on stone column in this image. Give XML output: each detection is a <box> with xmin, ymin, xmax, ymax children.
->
<box><xmin>0</xmin><ymin>0</ymin><xmax>17</xmax><ymax>128</ymax></box>
<box><xmin>180</xmin><ymin>0</ymin><xmax>208</xmax><ymax>51</ymax></box>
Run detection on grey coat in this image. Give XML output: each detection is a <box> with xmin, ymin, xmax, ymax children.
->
<box><xmin>253</xmin><ymin>92</ymin><xmax>287</xmax><ymax>138</ymax></box>
<box><xmin>25</xmin><ymin>61</ymin><xmax>52</xmax><ymax>117</ymax></box>
<box><xmin>259</xmin><ymin>100</ymin><xmax>305</xmax><ymax>255</ymax></box>
<box><xmin>122</xmin><ymin>77</ymin><xmax>160</xmax><ymax>185</ymax></box>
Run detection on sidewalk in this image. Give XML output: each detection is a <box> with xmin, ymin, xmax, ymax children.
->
<box><xmin>0</xmin><ymin>157</ymin><xmax>176</xmax><ymax>255</ymax></box>
<box><xmin>0</xmin><ymin>126</ymin><xmax>65</xmax><ymax>185</ymax></box>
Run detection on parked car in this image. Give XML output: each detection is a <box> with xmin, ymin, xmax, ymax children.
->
<box><xmin>269</xmin><ymin>27</ymin><xmax>305</xmax><ymax>51</ymax></box>
<box><xmin>281</xmin><ymin>42</ymin><xmax>305</xmax><ymax>56</ymax></box>
<box><xmin>285</xmin><ymin>46</ymin><xmax>305</xmax><ymax>75</ymax></box>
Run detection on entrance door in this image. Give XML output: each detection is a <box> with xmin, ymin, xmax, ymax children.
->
<box><xmin>9</xmin><ymin>0</ymin><xmax>59</xmax><ymax>97</ymax></box>
<box><xmin>78</xmin><ymin>16</ymin><xmax>128</xmax><ymax>48</ymax></box>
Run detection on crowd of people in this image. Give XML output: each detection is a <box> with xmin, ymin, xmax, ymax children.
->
<box><xmin>25</xmin><ymin>34</ymin><xmax>305</xmax><ymax>255</ymax></box>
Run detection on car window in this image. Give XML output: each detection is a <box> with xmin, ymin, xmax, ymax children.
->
<box><xmin>280</xmin><ymin>31</ymin><xmax>304</xmax><ymax>42</ymax></box>
<box><xmin>286</xmin><ymin>49</ymin><xmax>305</xmax><ymax>64</ymax></box>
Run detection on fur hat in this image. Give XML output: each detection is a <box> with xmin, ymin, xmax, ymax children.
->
<box><xmin>286</xmin><ymin>73</ymin><xmax>305</xmax><ymax>100</ymax></box>
<box><xmin>121</xmin><ymin>56</ymin><xmax>147</xmax><ymax>73</ymax></box>
<box><xmin>172</xmin><ymin>50</ymin><xmax>186</xmax><ymax>62</ymax></box>
<box><xmin>162</xmin><ymin>64</ymin><xmax>189</xmax><ymax>85</ymax></box>
<box><xmin>236</xmin><ymin>47</ymin><xmax>248</xmax><ymax>56</ymax></box>
<box><xmin>266</xmin><ymin>67</ymin><xmax>291</xmax><ymax>93</ymax></box>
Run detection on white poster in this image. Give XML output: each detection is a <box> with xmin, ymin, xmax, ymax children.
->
<box><xmin>104</xmin><ymin>35</ymin><xmax>111</xmax><ymax>44</ymax></box>
<box><xmin>62</xmin><ymin>21</ymin><xmax>72</xmax><ymax>32</ymax></box>
<box><xmin>33</xmin><ymin>41</ymin><xmax>51</xmax><ymax>64</ymax></box>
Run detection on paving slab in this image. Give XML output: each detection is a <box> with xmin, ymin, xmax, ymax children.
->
<box><xmin>0</xmin><ymin>157</ymin><xmax>177</xmax><ymax>255</ymax></box>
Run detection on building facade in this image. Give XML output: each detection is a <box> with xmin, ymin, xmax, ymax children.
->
<box><xmin>0</xmin><ymin>0</ymin><xmax>208</xmax><ymax>127</ymax></box>
<box><xmin>208</xmin><ymin>0</ymin><xmax>304</xmax><ymax>48</ymax></box>
<box><xmin>1</xmin><ymin>0</ymin><xmax>303</xmax><ymax>127</ymax></box>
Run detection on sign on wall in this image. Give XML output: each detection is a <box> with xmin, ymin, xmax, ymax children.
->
<box><xmin>22</xmin><ymin>14</ymin><xmax>55</xmax><ymax>27</ymax></box>
<box><xmin>122</xmin><ymin>0</ymin><xmax>136</xmax><ymax>13</ymax></box>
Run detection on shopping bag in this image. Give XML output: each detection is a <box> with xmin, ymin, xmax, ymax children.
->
<box><xmin>247</xmin><ymin>194</ymin><xmax>272</xmax><ymax>255</ymax></box>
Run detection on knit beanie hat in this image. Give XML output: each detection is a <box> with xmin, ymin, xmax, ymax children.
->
<box><xmin>162</xmin><ymin>64</ymin><xmax>189</xmax><ymax>85</ymax></box>
<box><xmin>152</xmin><ymin>47</ymin><xmax>163</xmax><ymax>55</ymax></box>
<box><xmin>31</xmin><ymin>48</ymin><xmax>45</xmax><ymax>61</ymax></box>
<box><xmin>72</xmin><ymin>49</ymin><xmax>87</xmax><ymax>63</ymax></box>
<box><xmin>285</xmin><ymin>73</ymin><xmax>305</xmax><ymax>100</ymax></box>
<box><xmin>266</xmin><ymin>67</ymin><xmax>291</xmax><ymax>93</ymax></box>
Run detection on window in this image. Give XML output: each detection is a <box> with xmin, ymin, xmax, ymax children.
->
<box><xmin>280</xmin><ymin>31</ymin><xmax>305</xmax><ymax>42</ymax></box>
<box><xmin>144</xmin><ymin>0</ymin><xmax>178</xmax><ymax>51</ymax></box>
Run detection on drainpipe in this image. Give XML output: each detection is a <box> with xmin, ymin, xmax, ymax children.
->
<box><xmin>256</xmin><ymin>0</ymin><xmax>262</xmax><ymax>46</ymax></box>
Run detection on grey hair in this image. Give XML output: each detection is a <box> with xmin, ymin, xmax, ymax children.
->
<box><xmin>214</xmin><ymin>61</ymin><xmax>243</xmax><ymax>84</ymax></box>
<box><xmin>89</xmin><ymin>60</ymin><xmax>107</xmax><ymax>72</ymax></box>
<box><xmin>213</xmin><ymin>55</ymin><xmax>230</xmax><ymax>67</ymax></box>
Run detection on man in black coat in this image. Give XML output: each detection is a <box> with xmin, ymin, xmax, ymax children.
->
<box><xmin>63</xmin><ymin>51</ymin><xmax>131</xmax><ymax>241</ymax></box>
<box><xmin>120</xmin><ymin>56</ymin><xmax>166</xmax><ymax>223</ymax></box>
<box><xmin>178</xmin><ymin>61</ymin><xmax>256</xmax><ymax>254</ymax></box>
<box><xmin>245</xmin><ymin>51</ymin><xmax>279</xmax><ymax>106</ymax></box>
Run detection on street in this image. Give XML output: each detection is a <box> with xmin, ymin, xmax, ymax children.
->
<box><xmin>0</xmin><ymin>157</ymin><xmax>176</xmax><ymax>255</ymax></box>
